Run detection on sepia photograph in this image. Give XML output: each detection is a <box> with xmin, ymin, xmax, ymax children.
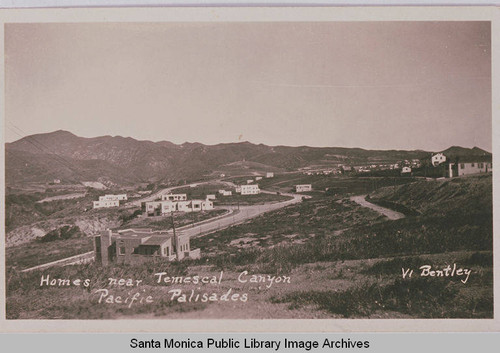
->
<box><xmin>0</xmin><ymin>7</ymin><xmax>496</xmax><ymax>329</ymax></box>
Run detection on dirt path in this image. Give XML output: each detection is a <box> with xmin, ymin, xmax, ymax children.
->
<box><xmin>350</xmin><ymin>195</ymin><xmax>405</xmax><ymax>220</ymax></box>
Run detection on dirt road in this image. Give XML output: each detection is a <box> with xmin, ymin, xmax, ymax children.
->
<box><xmin>350</xmin><ymin>195</ymin><xmax>405</xmax><ymax>220</ymax></box>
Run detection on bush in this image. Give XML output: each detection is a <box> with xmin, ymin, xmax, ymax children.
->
<box><xmin>39</xmin><ymin>226</ymin><xmax>83</xmax><ymax>242</ymax></box>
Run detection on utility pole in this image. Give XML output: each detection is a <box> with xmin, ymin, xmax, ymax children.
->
<box><xmin>171</xmin><ymin>211</ymin><xmax>181</xmax><ymax>260</ymax></box>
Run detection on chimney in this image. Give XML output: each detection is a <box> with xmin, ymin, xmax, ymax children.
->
<box><xmin>99</xmin><ymin>229</ymin><xmax>113</xmax><ymax>266</ymax></box>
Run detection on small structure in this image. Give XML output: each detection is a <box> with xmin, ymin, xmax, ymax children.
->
<box><xmin>219</xmin><ymin>190</ymin><xmax>232</xmax><ymax>196</ymax></box>
<box><xmin>235</xmin><ymin>186</ymin><xmax>242</xmax><ymax>193</ymax></box>
<box><xmin>161</xmin><ymin>193</ymin><xmax>187</xmax><ymax>201</ymax></box>
<box><xmin>341</xmin><ymin>166</ymin><xmax>352</xmax><ymax>173</ymax></box>
<box><xmin>295</xmin><ymin>184</ymin><xmax>312</xmax><ymax>193</ymax></box>
<box><xmin>401</xmin><ymin>166</ymin><xmax>412</xmax><ymax>174</ymax></box>
<box><xmin>206</xmin><ymin>194</ymin><xmax>216</xmax><ymax>201</ymax></box>
<box><xmin>94</xmin><ymin>228</ymin><xmax>200</xmax><ymax>266</ymax></box>
<box><xmin>53</xmin><ymin>179</ymin><xmax>61</xmax><ymax>184</ymax></box>
<box><xmin>266</xmin><ymin>172</ymin><xmax>274</xmax><ymax>178</ymax></box>
<box><xmin>93</xmin><ymin>200</ymin><xmax>119</xmax><ymax>209</ymax></box>
<box><xmin>240</xmin><ymin>184</ymin><xmax>260</xmax><ymax>195</ymax></box>
<box><xmin>99</xmin><ymin>194</ymin><xmax>127</xmax><ymax>201</ymax></box>
<box><xmin>246</xmin><ymin>179</ymin><xmax>254</xmax><ymax>184</ymax></box>
<box><xmin>432</xmin><ymin>153</ymin><xmax>447</xmax><ymax>166</ymax></box>
<box><xmin>255</xmin><ymin>176</ymin><xmax>263</xmax><ymax>181</ymax></box>
<box><xmin>448</xmin><ymin>156</ymin><xmax>492</xmax><ymax>178</ymax></box>
<box><xmin>93</xmin><ymin>194</ymin><xmax>127</xmax><ymax>209</ymax></box>
<box><xmin>144</xmin><ymin>199</ymin><xmax>213</xmax><ymax>215</ymax></box>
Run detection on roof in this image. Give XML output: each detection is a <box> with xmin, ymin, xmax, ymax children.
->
<box><xmin>114</xmin><ymin>228</ymin><xmax>170</xmax><ymax>239</ymax></box>
<box><xmin>141</xmin><ymin>236</ymin><xmax>171</xmax><ymax>246</ymax></box>
<box><xmin>448</xmin><ymin>155</ymin><xmax>492</xmax><ymax>163</ymax></box>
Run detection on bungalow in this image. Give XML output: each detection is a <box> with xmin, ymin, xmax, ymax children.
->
<box><xmin>93</xmin><ymin>200</ymin><xmax>119</xmax><ymax>209</ymax></box>
<box><xmin>206</xmin><ymin>194</ymin><xmax>216</xmax><ymax>201</ymax></box>
<box><xmin>432</xmin><ymin>153</ymin><xmax>446</xmax><ymax>166</ymax></box>
<box><xmin>401</xmin><ymin>166</ymin><xmax>412</xmax><ymax>174</ymax></box>
<box><xmin>177</xmin><ymin>201</ymin><xmax>192</xmax><ymax>213</ymax></box>
<box><xmin>94</xmin><ymin>228</ymin><xmax>200</xmax><ymax>266</ymax></box>
<box><xmin>295</xmin><ymin>184</ymin><xmax>312</xmax><ymax>193</ymax></box>
<box><xmin>161</xmin><ymin>193</ymin><xmax>187</xmax><ymax>201</ymax></box>
<box><xmin>240</xmin><ymin>184</ymin><xmax>260</xmax><ymax>195</ymax></box>
<box><xmin>447</xmin><ymin>156</ymin><xmax>492</xmax><ymax>178</ymax></box>
<box><xmin>219</xmin><ymin>190</ymin><xmax>232</xmax><ymax>196</ymax></box>
<box><xmin>255</xmin><ymin>176</ymin><xmax>263</xmax><ymax>181</ymax></box>
<box><xmin>99</xmin><ymin>194</ymin><xmax>127</xmax><ymax>201</ymax></box>
<box><xmin>266</xmin><ymin>172</ymin><xmax>274</xmax><ymax>178</ymax></box>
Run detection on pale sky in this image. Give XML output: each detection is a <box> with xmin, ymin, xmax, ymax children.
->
<box><xmin>5</xmin><ymin>22</ymin><xmax>491</xmax><ymax>151</ymax></box>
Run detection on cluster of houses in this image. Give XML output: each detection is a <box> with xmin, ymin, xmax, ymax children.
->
<box><xmin>94</xmin><ymin>228</ymin><xmax>200</xmax><ymax>265</ymax></box>
<box><xmin>93</xmin><ymin>194</ymin><xmax>128</xmax><ymax>209</ymax></box>
<box><xmin>301</xmin><ymin>161</ymin><xmax>423</xmax><ymax>176</ymax></box>
<box><xmin>143</xmin><ymin>193</ymin><xmax>214</xmax><ymax>217</ymax></box>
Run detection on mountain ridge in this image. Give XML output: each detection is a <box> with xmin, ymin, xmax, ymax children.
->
<box><xmin>6</xmin><ymin>130</ymin><xmax>491</xmax><ymax>186</ymax></box>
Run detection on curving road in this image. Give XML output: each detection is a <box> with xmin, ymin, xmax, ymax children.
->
<box><xmin>177</xmin><ymin>192</ymin><xmax>304</xmax><ymax>238</ymax></box>
<box><xmin>350</xmin><ymin>195</ymin><xmax>405</xmax><ymax>220</ymax></box>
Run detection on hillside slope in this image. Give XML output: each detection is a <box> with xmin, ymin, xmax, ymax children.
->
<box><xmin>369</xmin><ymin>174</ymin><xmax>492</xmax><ymax>217</ymax></box>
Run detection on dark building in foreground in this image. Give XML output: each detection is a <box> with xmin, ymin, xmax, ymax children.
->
<box><xmin>94</xmin><ymin>228</ymin><xmax>200</xmax><ymax>265</ymax></box>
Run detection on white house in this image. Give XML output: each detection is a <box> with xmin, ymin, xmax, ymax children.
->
<box><xmin>295</xmin><ymin>184</ymin><xmax>312</xmax><ymax>193</ymax></box>
<box><xmin>401</xmin><ymin>166</ymin><xmax>412</xmax><ymax>174</ymax></box>
<box><xmin>235</xmin><ymin>186</ymin><xmax>242</xmax><ymax>193</ymax></box>
<box><xmin>177</xmin><ymin>201</ymin><xmax>192</xmax><ymax>213</ymax></box>
<box><xmin>221</xmin><ymin>190</ymin><xmax>232</xmax><ymax>196</ymax></box>
<box><xmin>432</xmin><ymin>153</ymin><xmax>447</xmax><ymax>166</ymax></box>
<box><xmin>162</xmin><ymin>193</ymin><xmax>187</xmax><ymax>201</ymax></box>
<box><xmin>93</xmin><ymin>200</ymin><xmax>119</xmax><ymax>209</ymax></box>
<box><xmin>266</xmin><ymin>172</ymin><xmax>274</xmax><ymax>178</ymax></box>
<box><xmin>206</xmin><ymin>194</ymin><xmax>216</xmax><ymax>201</ymax></box>
<box><xmin>99</xmin><ymin>194</ymin><xmax>127</xmax><ymax>201</ymax></box>
<box><xmin>255</xmin><ymin>176</ymin><xmax>263</xmax><ymax>181</ymax></box>
<box><xmin>160</xmin><ymin>201</ymin><xmax>177</xmax><ymax>214</ymax></box>
<box><xmin>246</xmin><ymin>179</ymin><xmax>254</xmax><ymax>184</ymax></box>
<box><xmin>240</xmin><ymin>184</ymin><xmax>260</xmax><ymax>195</ymax></box>
<box><xmin>448</xmin><ymin>157</ymin><xmax>492</xmax><ymax>178</ymax></box>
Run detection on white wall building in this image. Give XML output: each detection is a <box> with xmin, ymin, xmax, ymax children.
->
<box><xmin>255</xmin><ymin>176</ymin><xmax>263</xmax><ymax>181</ymax></box>
<box><xmin>266</xmin><ymin>172</ymin><xmax>274</xmax><ymax>178</ymax></box>
<box><xmin>246</xmin><ymin>179</ymin><xmax>254</xmax><ymax>184</ymax></box>
<box><xmin>219</xmin><ymin>190</ymin><xmax>232</xmax><ymax>196</ymax></box>
<box><xmin>432</xmin><ymin>153</ymin><xmax>447</xmax><ymax>166</ymax></box>
<box><xmin>93</xmin><ymin>200</ymin><xmax>119</xmax><ymax>209</ymax></box>
<box><xmin>401</xmin><ymin>166</ymin><xmax>412</xmax><ymax>174</ymax></box>
<box><xmin>448</xmin><ymin>158</ymin><xmax>492</xmax><ymax>177</ymax></box>
<box><xmin>206</xmin><ymin>194</ymin><xmax>216</xmax><ymax>201</ymax></box>
<box><xmin>161</xmin><ymin>193</ymin><xmax>187</xmax><ymax>201</ymax></box>
<box><xmin>99</xmin><ymin>194</ymin><xmax>127</xmax><ymax>201</ymax></box>
<box><xmin>295</xmin><ymin>184</ymin><xmax>312</xmax><ymax>193</ymax></box>
<box><xmin>240</xmin><ymin>184</ymin><xmax>260</xmax><ymax>195</ymax></box>
<box><xmin>145</xmin><ymin>199</ymin><xmax>214</xmax><ymax>215</ymax></box>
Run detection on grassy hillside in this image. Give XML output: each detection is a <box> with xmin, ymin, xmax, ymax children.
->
<box><xmin>5</xmin><ymin>176</ymin><xmax>493</xmax><ymax>319</ymax></box>
<box><xmin>368</xmin><ymin>174</ymin><xmax>492</xmax><ymax>216</ymax></box>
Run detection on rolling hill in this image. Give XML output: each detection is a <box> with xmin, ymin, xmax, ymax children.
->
<box><xmin>5</xmin><ymin>130</ymin><xmax>491</xmax><ymax>186</ymax></box>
